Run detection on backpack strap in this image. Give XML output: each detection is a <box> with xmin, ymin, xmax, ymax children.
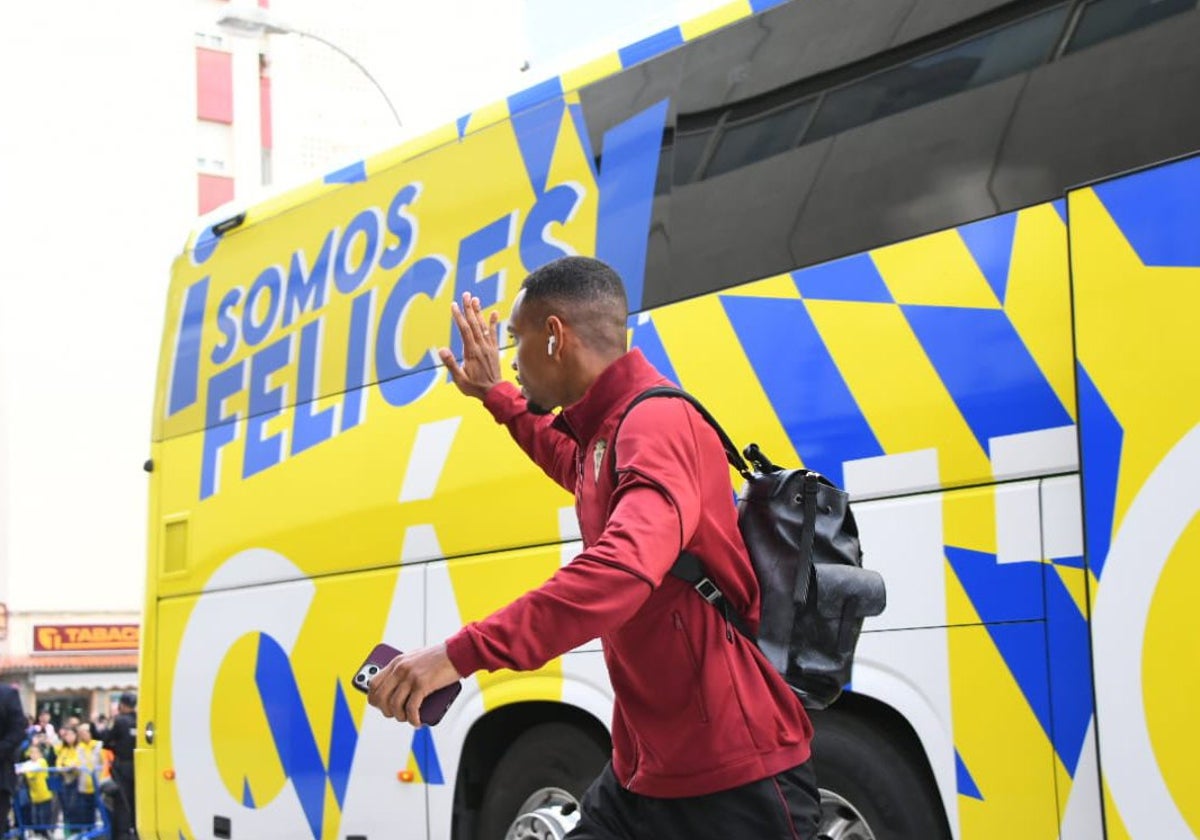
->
<box><xmin>609</xmin><ymin>386</ymin><xmax>756</xmax><ymax>637</ymax></box>
<box><xmin>608</xmin><ymin>386</ymin><xmax>751</xmax><ymax>485</ymax></box>
<box><xmin>672</xmin><ymin>552</ymin><xmax>755</xmax><ymax>641</ymax></box>
<box><xmin>794</xmin><ymin>471</ymin><xmax>820</xmax><ymax>606</ymax></box>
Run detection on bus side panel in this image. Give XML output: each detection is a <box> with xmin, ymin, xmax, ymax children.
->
<box><xmin>1071</xmin><ymin>154</ymin><xmax>1200</xmax><ymax>839</ymax></box>
<box><xmin>642</xmin><ymin>200</ymin><xmax>1075</xmax><ymax>503</ymax></box>
<box><xmin>135</xmin><ymin>440</ymin><xmax>164</xmax><ymax>839</ymax></box>
<box><xmin>852</xmin><ymin>481</ymin><xmax>1061</xmax><ymax>840</ymax></box>
<box><xmin>424</xmin><ymin>549</ymin><xmax>615</xmax><ymax>833</ymax></box>
<box><xmin>152</xmin><ymin>563</ymin><xmax>429</xmax><ymax>840</ymax></box>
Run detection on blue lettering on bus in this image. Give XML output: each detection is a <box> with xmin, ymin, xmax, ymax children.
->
<box><xmin>450</xmin><ymin>212</ymin><xmax>515</xmax><ymax>363</ymax></box>
<box><xmin>200</xmin><ymin>361</ymin><xmax>246</xmax><ymax>500</ymax></box>
<box><xmin>243</xmin><ymin>335</ymin><xmax>294</xmax><ymax>479</ymax></box>
<box><xmin>211</xmin><ymin>287</ymin><xmax>243</xmax><ymax>365</ymax></box>
<box><xmin>168</xmin><ymin>276</ymin><xmax>210</xmax><ymax>415</ymax></box>
<box><xmin>282</xmin><ymin>232</ymin><xmax>334</xmax><ymax>328</ymax></box>
<box><xmin>340</xmin><ymin>288</ymin><xmax>376</xmax><ymax>433</ymax></box>
<box><xmin>292</xmin><ymin>319</ymin><xmax>336</xmax><ymax>456</ymax></box>
<box><xmin>379</xmin><ymin>184</ymin><xmax>420</xmax><ymax>270</ymax></box>
<box><xmin>243</xmin><ymin>267</ymin><xmax>284</xmax><ymax>348</ymax></box>
<box><xmin>334</xmin><ymin>209</ymin><xmax>382</xmax><ymax>295</ymax></box>
<box><xmin>520</xmin><ymin>183</ymin><xmax>583</xmax><ymax>269</ymax></box>
<box><xmin>377</xmin><ymin>256</ymin><xmax>451</xmax><ymax>407</ymax></box>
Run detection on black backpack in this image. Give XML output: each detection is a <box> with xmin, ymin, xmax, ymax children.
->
<box><xmin>612</xmin><ymin>387</ymin><xmax>887</xmax><ymax>710</ymax></box>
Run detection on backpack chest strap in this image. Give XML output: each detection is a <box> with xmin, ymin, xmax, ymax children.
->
<box><xmin>670</xmin><ymin>551</ymin><xmax>754</xmax><ymax>640</ymax></box>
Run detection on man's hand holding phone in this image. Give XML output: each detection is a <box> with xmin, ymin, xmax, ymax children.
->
<box><xmin>361</xmin><ymin>642</ymin><xmax>463</xmax><ymax>727</ymax></box>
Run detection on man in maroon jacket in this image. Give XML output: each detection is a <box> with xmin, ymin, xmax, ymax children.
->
<box><xmin>368</xmin><ymin>256</ymin><xmax>820</xmax><ymax>838</ymax></box>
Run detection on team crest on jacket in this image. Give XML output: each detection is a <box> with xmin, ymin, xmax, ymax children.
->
<box><xmin>593</xmin><ymin>439</ymin><xmax>607</xmax><ymax>483</ymax></box>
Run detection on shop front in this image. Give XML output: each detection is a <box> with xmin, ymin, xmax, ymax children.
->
<box><xmin>0</xmin><ymin>616</ymin><xmax>139</xmax><ymax>725</ymax></box>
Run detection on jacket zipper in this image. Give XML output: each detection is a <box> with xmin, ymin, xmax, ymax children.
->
<box><xmin>673</xmin><ymin>611</ymin><xmax>710</xmax><ymax>723</ymax></box>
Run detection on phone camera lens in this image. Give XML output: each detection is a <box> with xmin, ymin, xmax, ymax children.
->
<box><xmin>355</xmin><ymin>673</ymin><xmax>366</xmax><ymax>683</ymax></box>
<box><xmin>367</xmin><ymin>665</ymin><xmax>379</xmax><ymax>675</ymax></box>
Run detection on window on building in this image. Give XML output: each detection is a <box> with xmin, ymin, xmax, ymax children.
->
<box><xmin>197</xmin><ymin>119</ymin><xmax>234</xmax><ymax>175</ymax></box>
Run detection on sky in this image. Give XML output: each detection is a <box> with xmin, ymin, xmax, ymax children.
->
<box><xmin>0</xmin><ymin>0</ymin><xmax>729</xmax><ymax>615</ymax></box>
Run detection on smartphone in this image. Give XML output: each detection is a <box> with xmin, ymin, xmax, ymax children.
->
<box><xmin>351</xmin><ymin>642</ymin><xmax>462</xmax><ymax>726</ymax></box>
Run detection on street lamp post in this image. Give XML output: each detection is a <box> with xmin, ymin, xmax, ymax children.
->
<box><xmin>217</xmin><ymin>5</ymin><xmax>403</xmax><ymax>129</ymax></box>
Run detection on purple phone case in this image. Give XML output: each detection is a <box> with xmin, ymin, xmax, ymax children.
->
<box><xmin>352</xmin><ymin>642</ymin><xmax>462</xmax><ymax>726</ymax></box>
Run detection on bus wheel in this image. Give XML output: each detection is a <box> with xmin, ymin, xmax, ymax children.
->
<box><xmin>477</xmin><ymin>722</ymin><xmax>608</xmax><ymax>840</ymax></box>
<box><xmin>811</xmin><ymin>710</ymin><xmax>949</xmax><ymax>840</ymax></box>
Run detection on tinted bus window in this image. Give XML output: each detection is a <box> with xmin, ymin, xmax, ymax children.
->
<box><xmin>704</xmin><ymin>99</ymin><xmax>815</xmax><ymax>179</ymax></box>
<box><xmin>1065</xmin><ymin>0</ymin><xmax>1198</xmax><ymax>52</ymax></box>
<box><xmin>804</xmin><ymin>5</ymin><xmax>1069</xmax><ymax>142</ymax></box>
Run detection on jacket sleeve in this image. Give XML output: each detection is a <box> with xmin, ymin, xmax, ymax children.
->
<box><xmin>0</xmin><ymin>688</ymin><xmax>25</xmax><ymax>761</ymax></box>
<box><xmin>445</xmin><ymin>404</ymin><xmax>705</xmax><ymax>675</ymax></box>
<box><xmin>483</xmin><ymin>382</ymin><xmax>577</xmax><ymax>492</ymax></box>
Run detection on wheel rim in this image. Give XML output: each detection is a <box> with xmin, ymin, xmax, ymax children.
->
<box><xmin>819</xmin><ymin>788</ymin><xmax>877</xmax><ymax>840</ymax></box>
<box><xmin>505</xmin><ymin>786</ymin><xmax>582</xmax><ymax>840</ymax></box>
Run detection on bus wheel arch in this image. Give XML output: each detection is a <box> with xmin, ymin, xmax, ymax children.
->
<box><xmin>451</xmin><ymin>701</ymin><xmax>610</xmax><ymax>840</ymax></box>
<box><xmin>811</xmin><ymin>692</ymin><xmax>953</xmax><ymax>840</ymax></box>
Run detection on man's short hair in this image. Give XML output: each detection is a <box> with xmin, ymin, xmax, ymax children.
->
<box><xmin>119</xmin><ymin>692</ymin><xmax>137</xmax><ymax>709</ymax></box>
<box><xmin>520</xmin><ymin>257</ymin><xmax>628</xmax><ymax>352</ymax></box>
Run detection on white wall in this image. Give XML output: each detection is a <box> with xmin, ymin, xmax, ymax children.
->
<box><xmin>0</xmin><ymin>2</ymin><xmax>195</xmax><ymax>611</ymax></box>
<box><xmin>264</xmin><ymin>0</ymin><xmax>529</xmax><ymax>188</ymax></box>
<box><xmin>0</xmin><ymin>0</ymin><xmax>734</xmax><ymax>618</ymax></box>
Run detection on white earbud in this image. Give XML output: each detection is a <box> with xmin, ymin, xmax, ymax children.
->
<box><xmin>547</xmin><ymin>335</ymin><xmax>557</xmax><ymax>355</ymax></box>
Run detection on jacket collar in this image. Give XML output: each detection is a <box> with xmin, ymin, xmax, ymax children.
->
<box><xmin>552</xmin><ymin>348</ymin><xmax>665</xmax><ymax>444</ymax></box>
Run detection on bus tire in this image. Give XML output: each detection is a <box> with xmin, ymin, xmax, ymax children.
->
<box><xmin>811</xmin><ymin>710</ymin><xmax>950</xmax><ymax>840</ymax></box>
<box><xmin>476</xmin><ymin>721</ymin><xmax>609</xmax><ymax>840</ymax></box>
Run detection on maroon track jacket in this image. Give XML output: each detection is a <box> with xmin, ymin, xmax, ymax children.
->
<box><xmin>445</xmin><ymin>349</ymin><xmax>812</xmax><ymax>797</ymax></box>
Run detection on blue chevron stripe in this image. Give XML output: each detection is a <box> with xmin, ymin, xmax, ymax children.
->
<box><xmin>1092</xmin><ymin>153</ymin><xmax>1200</xmax><ymax>267</ymax></box>
<box><xmin>902</xmin><ymin>305</ymin><xmax>1072</xmax><ymax>454</ymax></box>
<box><xmin>791</xmin><ymin>254</ymin><xmax>894</xmax><ymax>303</ymax></box>
<box><xmin>1076</xmin><ymin>364</ymin><xmax>1122</xmax><ymax>579</ymax></box>
<box><xmin>722</xmin><ymin>295</ymin><xmax>883</xmax><ymax>485</ymax></box>
<box><xmin>327</xmin><ymin>680</ymin><xmax>358</xmax><ymax>808</ymax></box>
<box><xmin>619</xmin><ymin>27</ymin><xmax>683</xmax><ymax>68</ymax></box>
<box><xmin>956</xmin><ymin>749</ymin><xmax>984</xmax><ymax>800</ymax></box>
<box><xmin>508</xmin><ymin>79</ymin><xmax>566</xmax><ymax>196</ymax></box>
<box><xmin>959</xmin><ymin>211</ymin><xmax>1018</xmax><ymax>306</ymax></box>
<box><xmin>412</xmin><ymin>727</ymin><xmax>445</xmax><ymax>785</ymax></box>
<box><xmin>255</xmin><ymin>634</ymin><xmax>326</xmax><ymax>839</ymax></box>
<box><xmin>630</xmin><ymin>315</ymin><xmax>680</xmax><ymax>387</ymax></box>
<box><xmin>1045</xmin><ymin>568</ymin><xmax>1094</xmax><ymax>774</ymax></box>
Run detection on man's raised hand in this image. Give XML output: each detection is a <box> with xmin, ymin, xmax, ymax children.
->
<box><xmin>438</xmin><ymin>293</ymin><xmax>502</xmax><ymax>400</ymax></box>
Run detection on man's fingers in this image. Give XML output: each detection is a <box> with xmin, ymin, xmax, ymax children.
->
<box><xmin>463</xmin><ymin>293</ymin><xmax>489</xmax><ymax>349</ymax></box>
<box><xmin>450</xmin><ymin>302</ymin><xmax>476</xmax><ymax>354</ymax></box>
<box><xmin>405</xmin><ymin>689</ymin><xmax>425</xmax><ymax>729</ymax></box>
<box><xmin>439</xmin><ymin>348</ymin><xmax>466</xmax><ymax>383</ymax></box>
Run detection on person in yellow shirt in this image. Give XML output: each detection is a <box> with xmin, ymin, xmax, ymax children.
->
<box><xmin>19</xmin><ymin>744</ymin><xmax>54</xmax><ymax>835</ymax></box>
<box><xmin>57</xmin><ymin>726</ymin><xmax>83</xmax><ymax>829</ymax></box>
<box><xmin>75</xmin><ymin>723</ymin><xmax>103</xmax><ymax>829</ymax></box>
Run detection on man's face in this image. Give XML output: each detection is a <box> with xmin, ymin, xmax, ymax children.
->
<box><xmin>38</xmin><ymin>712</ymin><xmax>50</xmax><ymax>724</ymax></box>
<box><xmin>508</xmin><ymin>290</ymin><xmax>558</xmax><ymax>415</ymax></box>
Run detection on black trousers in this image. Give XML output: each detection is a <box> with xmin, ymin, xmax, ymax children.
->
<box><xmin>566</xmin><ymin>761</ymin><xmax>821</xmax><ymax>839</ymax></box>
<box><xmin>111</xmin><ymin>761</ymin><xmax>136</xmax><ymax>837</ymax></box>
<box><xmin>0</xmin><ymin>788</ymin><xmax>10</xmax><ymax>832</ymax></box>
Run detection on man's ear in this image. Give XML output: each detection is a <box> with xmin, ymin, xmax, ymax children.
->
<box><xmin>545</xmin><ymin>315</ymin><xmax>565</xmax><ymax>358</ymax></box>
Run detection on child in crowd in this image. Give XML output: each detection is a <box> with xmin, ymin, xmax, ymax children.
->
<box><xmin>18</xmin><ymin>744</ymin><xmax>54</xmax><ymax>838</ymax></box>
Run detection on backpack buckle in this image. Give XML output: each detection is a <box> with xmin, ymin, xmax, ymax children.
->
<box><xmin>694</xmin><ymin>577</ymin><xmax>723</xmax><ymax>604</ymax></box>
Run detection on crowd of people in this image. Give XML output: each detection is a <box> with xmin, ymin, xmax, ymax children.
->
<box><xmin>0</xmin><ymin>687</ymin><xmax>137</xmax><ymax>839</ymax></box>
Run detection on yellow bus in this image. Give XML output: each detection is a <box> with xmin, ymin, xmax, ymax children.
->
<box><xmin>140</xmin><ymin>1</ymin><xmax>1200</xmax><ymax>837</ymax></box>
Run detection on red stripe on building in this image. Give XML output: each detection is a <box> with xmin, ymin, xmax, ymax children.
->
<box><xmin>196</xmin><ymin>47</ymin><xmax>234</xmax><ymax>124</ymax></box>
<box><xmin>198</xmin><ymin>174</ymin><xmax>235</xmax><ymax>214</ymax></box>
<box><xmin>260</xmin><ymin>72</ymin><xmax>272</xmax><ymax>149</ymax></box>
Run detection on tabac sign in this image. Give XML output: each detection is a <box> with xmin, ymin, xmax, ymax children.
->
<box><xmin>33</xmin><ymin>624</ymin><xmax>139</xmax><ymax>653</ymax></box>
